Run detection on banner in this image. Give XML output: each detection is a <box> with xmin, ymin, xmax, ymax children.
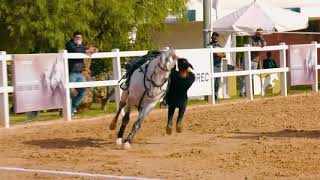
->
<box><xmin>176</xmin><ymin>49</ymin><xmax>212</xmax><ymax>96</ymax></box>
<box><xmin>13</xmin><ymin>54</ymin><xmax>65</xmax><ymax>113</ymax></box>
<box><xmin>212</xmin><ymin>0</ymin><xmax>220</xmax><ymax>9</ymax></box>
<box><xmin>289</xmin><ymin>44</ymin><xmax>316</xmax><ymax>86</ymax></box>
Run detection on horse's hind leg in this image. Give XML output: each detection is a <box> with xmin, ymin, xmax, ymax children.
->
<box><xmin>109</xmin><ymin>90</ymin><xmax>128</xmax><ymax>130</ymax></box>
<box><xmin>123</xmin><ymin>103</ymin><xmax>154</xmax><ymax>149</ymax></box>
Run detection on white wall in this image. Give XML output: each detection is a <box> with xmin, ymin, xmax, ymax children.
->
<box><xmin>153</xmin><ymin>22</ymin><xmax>203</xmax><ymax>49</ymax></box>
<box><xmin>186</xmin><ymin>0</ymin><xmax>320</xmax><ymax>21</ymax></box>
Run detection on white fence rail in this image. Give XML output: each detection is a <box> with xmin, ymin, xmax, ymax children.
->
<box><xmin>0</xmin><ymin>42</ymin><xmax>319</xmax><ymax>128</ymax></box>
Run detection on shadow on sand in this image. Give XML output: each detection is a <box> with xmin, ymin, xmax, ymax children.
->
<box><xmin>230</xmin><ymin>129</ymin><xmax>320</xmax><ymax>140</ymax></box>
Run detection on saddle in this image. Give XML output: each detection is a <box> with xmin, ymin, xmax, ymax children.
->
<box><xmin>121</xmin><ymin>50</ymin><xmax>161</xmax><ymax>89</ymax></box>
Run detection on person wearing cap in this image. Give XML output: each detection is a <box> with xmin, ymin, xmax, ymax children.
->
<box><xmin>65</xmin><ymin>31</ymin><xmax>98</xmax><ymax>115</ymax></box>
<box><xmin>162</xmin><ymin>58</ymin><xmax>195</xmax><ymax>135</ymax></box>
<box><xmin>249</xmin><ymin>28</ymin><xmax>267</xmax><ymax>65</ymax></box>
<box><xmin>262</xmin><ymin>51</ymin><xmax>278</xmax><ymax>69</ymax></box>
<box><xmin>209</xmin><ymin>32</ymin><xmax>226</xmax><ymax>100</ymax></box>
<box><xmin>240</xmin><ymin>28</ymin><xmax>267</xmax><ymax>97</ymax></box>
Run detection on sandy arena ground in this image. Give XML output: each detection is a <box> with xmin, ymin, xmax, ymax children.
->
<box><xmin>1</xmin><ymin>93</ymin><xmax>320</xmax><ymax>180</ymax></box>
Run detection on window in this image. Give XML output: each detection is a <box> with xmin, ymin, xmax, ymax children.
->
<box><xmin>285</xmin><ymin>7</ymin><xmax>301</xmax><ymax>13</ymax></box>
<box><xmin>186</xmin><ymin>10</ymin><xmax>196</xmax><ymax>21</ymax></box>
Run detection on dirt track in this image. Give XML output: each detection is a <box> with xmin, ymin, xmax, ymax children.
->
<box><xmin>1</xmin><ymin>93</ymin><xmax>320</xmax><ymax>180</ymax></box>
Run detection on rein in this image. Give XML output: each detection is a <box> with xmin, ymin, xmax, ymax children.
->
<box><xmin>137</xmin><ymin>57</ymin><xmax>171</xmax><ymax>110</ymax></box>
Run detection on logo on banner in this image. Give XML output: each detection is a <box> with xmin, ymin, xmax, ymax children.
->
<box><xmin>195</xmin><ymin>72</ymin><xmax>210</xmax><ymax>82</ymax></box>
<box><xmin>176</xmin><ymin>50</ymin><xmax>212</xmax><ymax>96</ymax></box>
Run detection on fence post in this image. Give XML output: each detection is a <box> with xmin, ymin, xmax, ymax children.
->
<box><xmin>208</xmin><ymin>45</ymin><xmax>215</xmax><ymax>104</ymax></box>
<box><xmin>312</xmin><ymin>41</ymin><xmax>318</xmax><ymax>92</ymax></box>
<box><xmin>221</xmin><ymin>58</ymin><xmax>229</xmax><ymax>98</ymax></box>
<box><xmin>244</xmin><ymin>44</ymin><xmax>253</xmax><ymax>100</ymax></box>
<box><xmin>0</xmin><ymin>51</ymin><xmax>10</xmax><ymax>128</ymax></box>
<box><xmin>60</xmin><ymin>50</ymin><xmax>72</xmax><ymax>121</ymax></box>
<box><xmin>112</xmin><ymin>49</ymin><xmax>122</xmax><ymax>111</ymax></box>
<box><xmin>279</xmin><ymin>42</ymin><xmax>288</xmax><ymax>96</ymax></box>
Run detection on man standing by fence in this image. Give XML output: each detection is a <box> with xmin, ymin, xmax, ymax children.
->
<box><xmin>209</xmin><ymin>32</ymin><xmax>226</xmax><ymax>100</ymax></box>
<box><xmin>248</xmin><ymin>28</ymin><xmax>266</xmax><ymax>68</ymax></box>
<box><xmin>240</xmin><ymin>28</ymin><xmax>267</xmax><ymax>97</ymax></box>
<box><xmin>66</xmin><ymin>31</ymin><xmax>97</xmax><ymax>115</ymax></box>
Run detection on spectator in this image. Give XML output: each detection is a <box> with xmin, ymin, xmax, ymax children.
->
<box><xmin>263</xmin><ymin>51</ymin><xmax>278</xmax><ymax>69</ymax></box>
<box><xmin>65</xmin><ymin>31</ymin><xmax>97</xmax><ymax>115</ymax></box>
<box><xmin>240</xmin><ymin>28</ymin><xmax>267</xmax><ymax>97</ymax></box>
<box><xmin>209</xmin><ymin>32</ymin><xmax>226</xmax><ymax>100</ymax></box>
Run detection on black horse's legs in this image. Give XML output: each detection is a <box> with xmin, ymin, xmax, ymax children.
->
<box><xmin>124</xmin><ymin>103</ymin><xmax>154</xmax><ymax>145</ymax></box>
<box><xmin>117</xmin><ymin>105</ymin><xmax>131</xmax><ymax>139</ymax></box>
<box><xmin>109</xmin><ymin>90</ymin><xmax>128</xmax><ymax>130</ymax></box>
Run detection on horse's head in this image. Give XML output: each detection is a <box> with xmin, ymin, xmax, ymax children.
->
<box><xmin>159</xmin><ymin>48</ymin><xmax>177</xmax><ymax>72</ymax></box>
<box><xmin>147</xmin><ymin>48</ymin><xmax>177</xmax><ymax>98</ymax></box>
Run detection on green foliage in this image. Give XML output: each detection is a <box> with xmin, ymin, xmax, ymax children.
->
<box><xmin>0</xmin><ymin>0</ymin><xmax>93</xmax><ymax>53</ymax></box>
<box><xmin>0</xmin><ymin>0</ymin><xmax>187</xmax><ymax>53</ymax></box>
<box><xmin>0</xmin><ymin>0</ymin><xmax>187</xmax><ymax>86</ymax></box>
<box><xmin>236</xmin><ymin>36</ymin><xmax>244</xmax><ymax>62</ymax></box>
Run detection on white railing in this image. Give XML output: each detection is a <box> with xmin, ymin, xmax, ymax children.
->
<box><xmin>209</xmin><ymin>43</ymin><xmax>289</xmax><ymax>103</ymax></box>
<box><xmin>0</xmin><ymin>42</ymin><xmax>319</xmax><ymax>128</ymax></box>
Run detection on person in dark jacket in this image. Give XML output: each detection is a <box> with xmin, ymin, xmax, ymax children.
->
<box><xmin>263</xmin><ymin>51</ymin><xmax>278</xmax><ymax>69</ymax></box>
<box><xmin>163</xmin><ymin>58</ymin><xmax>195</xmax><ymax>135</ymax></box>
<box><xmin>240</xmin><ymin>28</ymin><xmax>267</xmax><ymax>97</ymax></box>
<box><xmin>209</xmin><ymin>32</ymin><xmax>226</xmax><ymax>100</ymax></box>
<box><xmin>65</xmin><ymin>31</ymin><xmax>97</xmax><ymax>115</ymax></box>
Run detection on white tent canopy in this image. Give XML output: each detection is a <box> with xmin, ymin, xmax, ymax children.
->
<box><xmin>211</xmin><ymin>0</ymin><xmax>309</xmax><ymax>35</ymax></box>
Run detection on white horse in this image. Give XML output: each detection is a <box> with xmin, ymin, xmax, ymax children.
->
<box><xmin>109</xmin><ymin>49</ymin><xmax>177</xmax><ymax>149</ymax></box>
<box><xmin>305</xmin><ymin>47</ymin><xmax>316</xmax><ymax>81</ymax></box>
<box><xmin>41</xmin><ymin>58</ymin><xmax>65</xmax><ymax>98</ymax></box>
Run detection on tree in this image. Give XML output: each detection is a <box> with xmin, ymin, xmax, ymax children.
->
<box><xmin>0</xmin><ymin>0</ymin><xmax>187</xmax><ymax>52</ymax></box>
<box><xmin>0</xmin><ymin>0</ymin><xmax>187</xmax><ymax>110</ymax></box>
<box><xmin>0</xmin><ymin>0</ymin><xmax>95</xmax><ymax>53</ymax></box>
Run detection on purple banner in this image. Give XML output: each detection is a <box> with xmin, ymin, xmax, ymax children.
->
<box><xmin>289</xmin><ymin>44</ymin><xmax>316</xmax><ymax>86</ymax></box>
<box><xmin>13</xmin><ymin>54</ymin><xmax>65</xmax><ymax>113</ymax></box>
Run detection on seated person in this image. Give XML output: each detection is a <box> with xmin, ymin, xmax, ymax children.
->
<box><xmin>263</xmin><ymin>51</ymin><xmax>278</xmax><ymax>69</ymax></box>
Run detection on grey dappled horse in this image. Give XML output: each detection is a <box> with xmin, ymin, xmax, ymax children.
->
<box><xmin>109</xmin><ymin>49</ymin><xmax>177</xmax><ymax>149</ymax></box>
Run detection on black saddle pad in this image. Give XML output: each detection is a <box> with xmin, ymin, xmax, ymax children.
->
<box><xmin>124</xmin><ymin>50</ymin><xmax>161</xmax><ymax>78</ymax></box>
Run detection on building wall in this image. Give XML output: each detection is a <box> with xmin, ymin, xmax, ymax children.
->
<box><xmin>186</xmin><ymin>0</ymin><xmax>320</xmax><ymax>21</ymax></box>
<box><xmin>261</xmin><ymin>32</ymin><xmax>320</xmax><ymax>65</ymax></box>
<box><xmin>153</xmin><ymin>22</ymin><xmax>203</xmax><ymax>49</ymax></box>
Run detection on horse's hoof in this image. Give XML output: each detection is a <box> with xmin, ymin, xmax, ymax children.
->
<box><xmin>109</xmin><ymin>122</ymin><xmax>116</xmax><ymax>130</ymax></box>
<box><xmin>176</xmin><ymin>124</ymin><xmax>182</xmax><ymax>133</ymax></box>
<box><xmin>123</xmin><ymin>142</ymin><xmax>131</xmax><ymax>149</ymax></box>
<box><xmin>166</xmin><ymin>126</ymin><xmax>172</xmax><ymax>135</ymax></box>
<box><xmin>115</xmin><ymin>138</ymin><xmax>123</xmax><ymax>146</ymax></box>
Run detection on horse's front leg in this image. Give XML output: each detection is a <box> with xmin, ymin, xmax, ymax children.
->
<box><xmin>115</xmin><ymin>104</ymin><xmax>132</xmax><ymax>146</ymax></box>
<box><xmin>109</xmin><ymin>90</ymin><xmax>128</xmax><ymax>130</ymax></box>
<box><xmin>123</xmin><ymin>103</ymin><xmax>155</xmax><ymax>149</ymax></box>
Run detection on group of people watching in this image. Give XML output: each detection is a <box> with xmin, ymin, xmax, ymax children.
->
<box><xmin>210</xmin><ymin>28</ymin><xmax>278</xmax><ymax>98</ymax></box>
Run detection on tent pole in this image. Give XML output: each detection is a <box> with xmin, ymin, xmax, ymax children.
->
<box><xmin>203</xmin><ymin>0</ymin><xmax>211</xmax><ymax>47</ymax></box>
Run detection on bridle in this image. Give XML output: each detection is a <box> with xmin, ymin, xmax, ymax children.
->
<box><xmin>137</xmin><ymin>55</ymin><xmax>174</xmax><ymax>110</ymax></box>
